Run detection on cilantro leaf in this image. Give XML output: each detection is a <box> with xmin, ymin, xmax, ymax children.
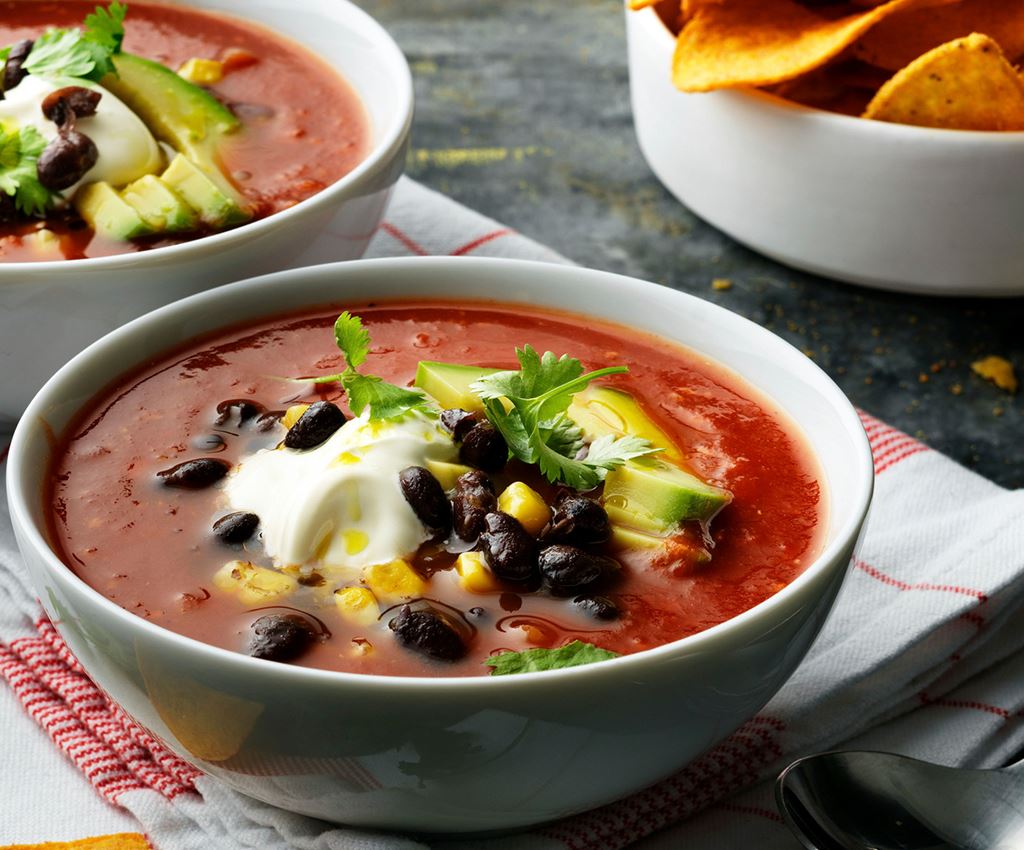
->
<box><xmin>291</xmin><ymin>312</ymin><xmax>431</xmax><ymax>422</ymax></box>
<box><xmin>343</xmin><ymin>372</ymin><xmax>430</xmax><ymax>421</ymax></box>
<box><xmin>333</xmin><ymin>311</ymin><xmax>370</xmax><ymax>370</ymax></box>
<box><xmin>84</xmin><ymin>1</ymin><xmax>127</xmax><ymax>53</ymax></box>
<box><xmin>583</xmin><ymin>434</ymin><xmax>661</xmax><ymax>470</ymax></box>
<box><xmin>485</xmin><ymin>641</ymin><xmax>619</xmax><ymax>676</ymax></box>
<box><xmin>470</xmin><ymin>349</ymin><xmax>661</xmax><ymax>489</ymax></box>
<box><xmin>21</xmin><ymin>2</ymin><xmax>127</xmax><ymax>83</ymax></box>
<box><xmin>23</xmin><ymin>29</ymin><xmax>97</xmax><ymax>79</ymax></box>
<box><xmin>0</xmin><ymin>125</ymin><xmax>56</xmax><ymax>217</ymax></box>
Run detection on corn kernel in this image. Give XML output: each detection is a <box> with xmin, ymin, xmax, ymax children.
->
<box><xmin>497</xmin><ymin>482</ymin><xmax>551</xmax><ymax>536</ymax></box>
<box><xmin>454</xmin><ymin>551</ymin><xmax>502</xmax><ymax>594</ymax></box>
<box><xmin>282</xmin><ymin>403</ymin><xmax>310</xmax><ymax>430</ymax></box>
<box><xmin>426</xmin><ymin>459</ymin><xmax>474</xmax><ymax>490</ymax></box>
<box><xmin>178</xmin><ymin>57</ymin><xmax>224</xmax><ymax>85</ymax></box>
<box><xmin>25</xmin><ymin>228</ymin><xmax>59</xmax><ymax>252</ymax></box>
<box><xmin>350</xmin><ymin>638</ymin><xmax>373</xmax><ymax>656</ymax></box>
<box><xmin>363</xmin><ymin>559</ymin><xmax>427</xmax><ymax>601</ymax></box>
<box><xmin>334</xmin><ymin>587</ymin><xmax>379</xmax><ymax>626</ymax></box>
<box><xmin>213</xmin><ymin>560</ymin><xmax>297</xmax><ymax>605</ymax></box>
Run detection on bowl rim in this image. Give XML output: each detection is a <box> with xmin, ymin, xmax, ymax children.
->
<box><xmin>0</xmin><ymin>0</ymin><xmax>414</xmax><ymax>279</ymax></box>
<box><xmin>7</xmin><ymin>256</ymin><xmax>875</xmax><ymax>691</ymax></box>
<box><xmin>634</xmin><ymin>0</ymin><xmax>1024</xmax><ymax>142</ymax></box>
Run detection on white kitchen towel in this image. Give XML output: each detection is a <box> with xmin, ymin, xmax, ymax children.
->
<box><xmin>2</xmin><ymin>177</ymin><xmax>1024</xmax><ymax>850</ymax></box>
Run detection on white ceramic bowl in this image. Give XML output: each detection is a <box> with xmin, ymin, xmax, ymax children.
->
<box><xmin>0</xmin><ymin>0</ymin><xmax>412</xmax><ymax>423</ymax></box>
<box><xmin>626</xmin><ymin>3</ymin><xmax>1024</xmax><ymax>297</ymax></box>
<box><xmin>7</xmin><ymin>257</ymin><xmax>874</xmax><ymax>833</ymax></box>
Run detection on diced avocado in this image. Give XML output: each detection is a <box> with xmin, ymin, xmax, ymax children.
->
<box><xmin>121</xmin><ymin>175</ymin><xmax>198</xmax><ymax>233</ymax></box>
<box><xmin>426</xmin><ymin>460</ymin><xmax>475</xmax><ymax>490</ymax></box>
<box><xmin>415</xmin><ymin>361</ymin><xmax>500</xmax><ymax>412</ymax></box>
<box><xmin>104</xmin><ymin>53</ymin><xmax>250</xmax><ymax>221</ymax></box>
<box><xmin>161</xmin><ymin>154</ymin><xmax>248</xmax><ymax>228</ymax></box>
<box><xmin>74</xmin><ymin>181</ymin><xmax>154</xmax><ymax>240</ymax></box>
<box><xmin>568</xmin><ymin>385</ymin><xmax>682</xmax><ymax>464</ymax></box>
<box><xmin>607</xmin><ymin>524</ymin><xmax>665</xmax><ymax>551</ymax></box>
<box><xmin>602</xmin><ymin>460</ymin><xmax>732</xmax><ymax>534</ymax></box>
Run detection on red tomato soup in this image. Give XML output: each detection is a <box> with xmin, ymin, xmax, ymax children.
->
<box><xmin>48</xmin><ymin>302</ymin><xmax>826</xmax><ymax>678</ymax></box>
<box><xmin>0</xmin><ymin>1</ymin><xmax>368</xmax><ymax>262</ymax></box>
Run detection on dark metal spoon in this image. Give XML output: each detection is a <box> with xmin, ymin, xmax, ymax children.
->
<box><xmin>776</xmin><ymin>750</ymin><xmax>1024</xmax><ymax>849</ymax></box>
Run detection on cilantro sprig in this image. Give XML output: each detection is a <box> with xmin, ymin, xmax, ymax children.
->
<box><xmin>300</xmin><ymin>312</ymin><xmax>432</xmax><ymax>421</ymax></box>
<box><xmin>0</xmin><ymin>124</ymin><xmax>55</xmax><ymax>216</ymax></box>
<box><xmin>485</xmin><ymin>641</ymin><xmax>619</xmax><ymax>676</ymax></box>
<box><xmin>471</xmin><ymin>346</ymin><xmax>660</xmax><ymax>490</ymax></box>
<box><xmin>20</xmin><ymin>2</ymin><xmax>127</xmax><ymax>83</ymax></box>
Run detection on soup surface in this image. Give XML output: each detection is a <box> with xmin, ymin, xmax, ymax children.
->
<box><xmin>0</xmin><ymin>1</ymin><xmax>368</xmax><ymax>261</ymax></box>
<box><xmin>48</xmin><ymin>301</ymin><xmax>826</xmax><ymax>677</ymax></box>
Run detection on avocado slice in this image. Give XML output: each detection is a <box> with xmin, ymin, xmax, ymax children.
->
<box><xmin>568</xmin><ymin>385</ymin><xmax>682</xmax><ymax>464</ymax></box>
<box><xmin>121</xmin><ymin>174</ymin><xmax>198</xmax><ymax>233</ymax></box>
<box><xmin>608</xmin><ymin>524</ymin><xmax>664</xmax><ymax>551</ymax></box>
<box><xmin>161</xmin><ymin>155</ymin><xmax>248</xmax><ymax>228</ymax></box>
<box><xmin>602</xmin><ymin>460</ymin><xmax>732</xmax><ymax>534</ymax></box>
<box><xmin>75</xmin><ymin>181</ymin><xmax>154</xmax><ymax>240</ymax></box>
<box><xmin>103</xmin><ymin>53</ymin><xmax>250</xmax><ymax>221</ymax></box>
<box><xmin>415</xmin><ymin>361</ymin><xmax>500</xmax><ymax>412</ymax></box>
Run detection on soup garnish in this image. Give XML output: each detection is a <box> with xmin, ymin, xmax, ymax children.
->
<box><xmin>49</xmin><ymin>301</ymin><xmax>825</xmax><ymax>677</ymax></box>
<box><xmin>0</xmin><ymin>1</ymin><xmax>367</xmax><ymax>261</ymax></box>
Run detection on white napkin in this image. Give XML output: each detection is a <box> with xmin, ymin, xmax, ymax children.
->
<box><xmin>2</xmin><ymin>177</ymin><xmax>1024</xmax><ymax>849</ymax></box>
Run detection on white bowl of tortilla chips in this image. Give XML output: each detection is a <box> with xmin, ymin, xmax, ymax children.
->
<box><xmin>626</xmin><ymin>0</ymin><xmax>1024</xmax><ymax>297</ymax></box>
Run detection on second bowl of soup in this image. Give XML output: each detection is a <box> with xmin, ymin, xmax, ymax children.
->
<box><xmin>0</xmin><ymin>0</ymin><xmax>412</xmax><ymax>421</ymax></box>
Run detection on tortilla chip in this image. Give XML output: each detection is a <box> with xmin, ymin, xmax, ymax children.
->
<box><xmin>772</xmin><ymin>59</ymin><xmax>889</xmax><ymax>115</ymax></box>
<box><xmin>863</xmin><ymin>33</ymin><xmax>1024</xmax><ymax>130</ymax></box>
<box><xmin>972</xmin><ymin>355</ymin><xmax>1018</xmax><ymax>393</ymax></box>
<box><xmin>856</xmin><ymin>0</ymin><xmax>1024</xmax><ymax>71</ymax></box>
<box><xmin>672</xmin><ymin>0</ymin><xmax>944</xmax><ymax>93</ymax></box>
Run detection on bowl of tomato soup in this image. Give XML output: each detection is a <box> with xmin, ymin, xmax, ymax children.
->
<box><xmin>0</xmin><ymin>0</ymin><xmax>412</xmax><ymax>421</ymax></box>
<box><xmin>8</xmin><ymin>257</ymin><xmax>873</xmax><ymax>832</ymax></box>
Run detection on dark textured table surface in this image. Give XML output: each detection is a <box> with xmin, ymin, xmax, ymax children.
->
<box><xmin>359</xmin><ymin>0</ymin><xmax>1023</xmax><ymax>489</ymax></box>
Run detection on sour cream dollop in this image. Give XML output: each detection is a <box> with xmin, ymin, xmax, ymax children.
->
<box><xmin>225</xmin><ymin>412</ymin><xmax>458</xmax><ymax>575</ymax></box>
<box><xmin>0</xmin><ymin>75</ymin><xmax>163</xmax><ymax>192</ymax></box>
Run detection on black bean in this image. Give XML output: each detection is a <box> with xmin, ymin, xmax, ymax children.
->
<box><xmin>538</xmin><ymin>545</ymin><xmax>620</xmax><ymax>596</ymax></box>
<box><xmin>389</xmin><ymin>604</ymin><xmax>466</xmax><ymax>661</ymax></box>
<box><xmin>36</xmin><ymin>130</ymin><xmax>98</xmax><ymax>190</ymax></box>
<box><xmin>399</xmin><ymin>466</ymin><xmax>452</xmax><ymax>538</ymax></box>
<box><xmin>283</xmin><ymin>400</ymin><xmax>347</xmax><ymax>450</ymax></box>
<box><xmin>247</xmin><ymin>613</ymin><xmax>315</xmax><ymax>662</ymax></box>
<box><xmin>544</xmin><ymin>496</ymin><xmax>611</xmax><ymax>546</ymax></box>
<box><xmin>458</xmin><ymin>421</ymin><xmax>507</xmax><ymax>472</ymax></box>
<box><xmin>452</xmin><ymin>470</ymin><xmax>496</xmax><ymax>541</ymax></box>
<box><xmin>41</xmin><ymin>86</ymin><xmax>101</xmax><ymax>126</ymax></box>
<box><xmin>213</xmin><ymin>511</ymin><xmax>259</xmax><ymax>544</ymax></box>
<box><xmin>572</xmin><ymin>595</ymin><xmax>620</xmax><ymax>621</ymax></box>
<box><xmin>214</xmin><ymin>398</ymin><xmax>265</xmax><ymax>427</ymax></box>
<box><xmin>2</xmin><ymin>39</ymin><xmax>32</xmax><ymax>94</ymax></box>
<box><xmin>0</xmin><ymin>193</ymin><xmax>18</xmax><ymax>222</ymax></box>
<box><xmin>157</xmin><ymin>458</ymin><xmax>231</xmax><ymax>489</ymax></box>
<box><xmin>440</xmin><ymin>408</ymin><xmax>479</xmax><ymax>442</ymax></box>
<box><xmin>479</xmin><ymin>512</ymin><xmax>537</xmax><ymax>583</ymax></box>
